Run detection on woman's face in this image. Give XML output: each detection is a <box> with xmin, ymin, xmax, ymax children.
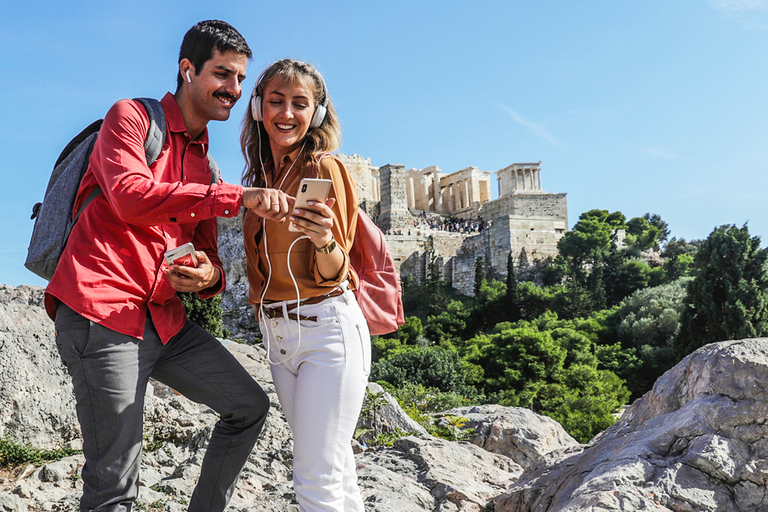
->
<box><xmin>261</xmin><ymin>77</ymin><xmax>316</xmax><ymax>158</ymax></box>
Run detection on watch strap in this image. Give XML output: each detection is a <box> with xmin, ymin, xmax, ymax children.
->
<box><xmin>314</xmin><ymin>238</ymin><xmax>336</xmax><ymax>254</ymax></box>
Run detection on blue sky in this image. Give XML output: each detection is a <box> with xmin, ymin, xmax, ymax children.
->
<box><xmin>4</xmin><ymin>1</ymin><xmax>768</xmax><ymax>287</ymax></box>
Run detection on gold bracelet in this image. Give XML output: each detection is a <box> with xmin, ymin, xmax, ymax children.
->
<box><xmin>314</xmin><ymin>238</ymin><xmax>336</xmax><ymax>254</ymax></box>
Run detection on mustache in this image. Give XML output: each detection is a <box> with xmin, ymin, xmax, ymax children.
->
<box><xmin>214</xmin><ymin>91</ymin><xmax>237</xmax><ymax>101</ymax></box>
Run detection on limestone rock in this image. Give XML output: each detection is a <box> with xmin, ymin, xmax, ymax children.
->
<box><xmin>218</xmin><ymin>214</ymin><xmax>259</xmax><ymax>344</ymax></box>
<box><xmin>0</xmin><ymin>493</ymin><xmax>27</xmax><ymax>512</ymax></box>
<box><xmin>0</xmin><ymin>285</ymin><xmax>526</xmax><ymax>512</ymax></box>
<box><xmin>356</xmin><ymin>382</ymin><xmax>429</xmax><ymax>445</ymax></box>
<box><xmin>493</xmin><ymin>338</ymin><xmax>768</xmax><ymax>512</ymax></box>
<box><xmin>444</xmin><ymin>404</ymin><xmax>580</xmax><ymax>470</ymax></box>
<box><xmin>0</xmin><ymin>284</ymin><xmax>79</xmax><ymax>448</ymax></box>
<box><xmin>359</xmin><ymin>435</ymin><xmax>522</xmax><ymax>512</ymax></box>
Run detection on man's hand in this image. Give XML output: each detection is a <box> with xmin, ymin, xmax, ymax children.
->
<box><xmin>165</xmin><ymin>251</ymin><xmax>220</xmax><ymax>292</ymax></box>
<box><xmin>243</xmin><ymin>187</ymin><xmax>294</xmax><ymax>222</ymax></box>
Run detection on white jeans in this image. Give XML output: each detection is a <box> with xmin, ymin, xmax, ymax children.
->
<box><xmin>258</xmin><ymin>288</ymin><xmax>371</xmax><ymax>512</ymax></box>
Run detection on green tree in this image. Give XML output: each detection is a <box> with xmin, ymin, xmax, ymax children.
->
<box><xmin>661</xmin><ymin>237</ymin><xmax>700</xmax><ymax>259</ymax></box>
<box><xmin>541</xmin><ymin>256</ymin><xmax>568</xmax><ymax>286</ymax></box>
<box><xmin>474</xmin><ymin>256</ymin><xmax>485</xmax><ymax>296</ymax></box>
<box><xmin>605</xmin><ymin>259</ymin><xmax>652</xmax><ymax>304</ymax></box>
<box><xmin>469</xmin><ymin>279</ymin><xmax>511</xmax><ymax>332</ymax></box>
<box><xmin>556</xmin><ymin>209</ymin><xmax>640</xmax><ymax>313</ymax></box>
<box><xmin>179</xmin><ymin>292</ymin><xmax>228</xmax><ymax>338</ymax></box>
<box><xmin>371</xmin><ymin>316</ymin><xmax>424</xmax><ymax>360</ymax></box>
<box><xmin>425</xmin><ymin>299</ymin><xmax>472</xmax><ymax>347</ymax></box>
<box><xmin>425</xmin><ymin>253</ymin><xmax>450</xmax><ymax>317</ymax></box>
<box><xmin>517</xmin><ymin>281</ymin><xmax>559</xmax><ymax>320</ymax></box>
<box><xmin>644</xmin><ymin>213</ymin><xmax>670</xmax><ymax>244</ymax></box>
<box><xmin>614</xmin><ymin>278</ymin><xmax>691</xmax><ymax>396</ymax></box>
<box><xmin>557</xmin><ymin>209</ymin><xmax>626</xmax><ymax>266</ymax></box>
<box><xmin>506</xmin><ymin>252</ymin><xmax>519</xmax><ymax>302</ymax></box>
<box><xmin>467</xmin><ymin>325</ymin><xmax>629</xmax><ymax>442</ymax></box>
<box><xmin>675</xmin><ymin>224</ymin><xmax>768</xmax><ymax>358</ymax></box>
<box><xmin>661</xmin><ymin>237</ymin><xmax>699</xmax><ymax>282</ymax></box>
<box><xmin>664</xmin><ymin>253</ymin><xmax>695</xmax><ymax>281</ymax></box>
<box><xmin>626</xmin><ymin>216</ymin><xmax>661</xmax><ymax>251</ymax></box>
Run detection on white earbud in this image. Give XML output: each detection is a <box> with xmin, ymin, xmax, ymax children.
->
<box><xmin>185</xmin><ymin>69</ymin><xmax>192</xmax><ymax>83</ymax></box>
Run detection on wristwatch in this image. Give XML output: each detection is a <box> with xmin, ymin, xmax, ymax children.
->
<box><xmin>314</xmin><ymin>238</ymin><xmax>337</xmax><ymax>254</ymax></box>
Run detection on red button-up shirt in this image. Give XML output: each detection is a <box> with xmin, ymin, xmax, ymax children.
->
<box><xmin>45</xmin><ymin>93</ymin><xmax>243</xmax><ymax>343</ymax></box>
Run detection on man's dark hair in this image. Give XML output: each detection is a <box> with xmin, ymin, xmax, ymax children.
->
<box><xmin>177</xmin><ymin>20</ymin><xmax>252</xmax><ymax>90</ymax></box>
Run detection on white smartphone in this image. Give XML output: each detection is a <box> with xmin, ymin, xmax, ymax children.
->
<box><xmin>289</xmin><ymin>178</ymin><xmax>333</xmax><ymax>232</ymax></box>
<box><xmin>164</xmin><ymin>242</ymin><xmax>198</xmax><ymax>268</ymax></box>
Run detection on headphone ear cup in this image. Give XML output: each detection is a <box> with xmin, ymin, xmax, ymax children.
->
<box><xmin>251</xmin><ymin>94</ymin><xmax>263</xmax><ymax>122</ymax></box>
<box><xmin>310</xmin><ymin>104</ymin><xmax>326</xmax><ymax>129</ymax></box>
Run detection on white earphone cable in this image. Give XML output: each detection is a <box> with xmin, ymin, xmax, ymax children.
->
<box><xmin>255</xmin><ymin>133</ymin><xmax>309</xmax><ymax>365</ymax></box>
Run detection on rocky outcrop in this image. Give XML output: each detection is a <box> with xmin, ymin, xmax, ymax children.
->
<box><xmin>0</xmin><ymin>284</ymin><xmax>79</xmax><ymax>449</ymax></box>
<box><xmin>493</xmin><ymin>338</ymin><xmax>768</xmax><ymax>512</ymax></box>
<box><xmin>444</xmin><ymin>404</ymin><xmax>579</xmax><ymax>470</ymax></box>
<box><xmin>356</xmin><ymin>382</ymin><xmax>430</xmax><ymax>444</ymax></box>
<box><xmin>0</xmin><ymin>285</ymin><xmax>565</xmax><ymax>511</ymax></box>
<box><xmin>218</xmin><ymin>214</ymin><xmax>259</xmax><ymax>344</ymax></box>
<box><xmin>7</xmin><ymin>282</ymin><xmax>768</xmax><ymax>512</ymax></box>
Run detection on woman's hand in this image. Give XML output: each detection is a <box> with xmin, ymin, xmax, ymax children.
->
<box><xmin>290</xmin><ymin>197</ymin><xmax>337</xmax><ymax>247</ymax></box>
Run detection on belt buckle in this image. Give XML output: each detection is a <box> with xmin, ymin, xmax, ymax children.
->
<box><xmin>263</xmin><ymin>307</ymin><xmax>280</xmax><ymax>319</ymax></box>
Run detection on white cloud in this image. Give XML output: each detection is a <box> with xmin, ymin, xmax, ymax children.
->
<box><xmin>500</xmin><ymin>104</ymin><xmax>564</xmax><ymax>148</ymax></box>
<box><xmin>709</xmin><ymin>0</ymin><xmax>768</xmax><ymax>29</ymax></box>
<box><xmin>709</xmin><ymin>0</ymin><xmax>768</xmax><ymax>11</ymax></box>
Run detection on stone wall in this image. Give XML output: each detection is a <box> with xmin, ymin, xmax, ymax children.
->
<box><xmin>320</xmin><ymin>155</ymin><xmax>570</xmax><ymax>296</ymax></box>
<box><xmin>378</xmin><ymin>164</ymin><xmax>411</xmax><ymax>233</ymax></box>
<box><xmin>339</xmin><ymin>153</ymin><xmax>379</xmax><ymax>204</ymax></box>
<box><xmin>479</xmin><ymin>193</ymin><xmax>568</xmax><ymax>224</ymax></box>
<box><xmin>383</xmin><ymin>199</ymin><xmax>567</xmax><ymax>295</ymax></box>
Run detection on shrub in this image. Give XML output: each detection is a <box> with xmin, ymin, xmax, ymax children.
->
<box><xmin>370</xmin><ymin>346</ymin><xmax>476</xmax><ymax>396</ymax></box>
<box><xmin>0</xmin><ymin>436</ymin><xmax>80</xmax><ymax>467</ymax></box>
<box><xmin>179</xmin><ymin>292</ymin><xmax>229</xmax><ymax>339</ymax></box>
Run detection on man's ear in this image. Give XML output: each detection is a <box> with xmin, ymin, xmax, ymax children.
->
<box><xmin>179</xmin><ymin>59</ymin><xmax>194</xmax><ymax>84</ymax></box>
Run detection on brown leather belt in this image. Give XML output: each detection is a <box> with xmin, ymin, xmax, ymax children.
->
<box><xmin>261</xmin><ymin>288</ymin><xmax>345</xmax><ymax>322</ymax></box>
<box><xmin>261</xmin><ymin>309</ymin><xmax>317</xmax><ymax>322</ymax></box>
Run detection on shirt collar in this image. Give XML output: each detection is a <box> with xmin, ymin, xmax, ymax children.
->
<box><xmin>279</xmin><ymin>145</ymin><xmax>306</xmax><ymax>167</ymax></box>
<box><xmin>160</xmin><ymin>92</ymin><xmax>210</xmax><ymax>147</ymax></box>
<box><xmin>273</xmin><ymin>145</ymin><xmax>308</xmax><ymax>189</ymax></box>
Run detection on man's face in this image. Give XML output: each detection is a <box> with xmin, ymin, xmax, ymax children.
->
<box><xmin>185</xmin><ymin>48</ymin><xmax>248</xmax><ymax>123</ymax></box>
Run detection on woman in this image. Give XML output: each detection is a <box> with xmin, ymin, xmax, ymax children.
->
<box><xmin>240</xmin><ymin>59</ymin><xmax>370</xmax><ymax>511</ymax></box>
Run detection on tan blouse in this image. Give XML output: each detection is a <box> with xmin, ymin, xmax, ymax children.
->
<box><xmin>243</xmin><ymin>149</ymin><xmax>359</xmax><ymax>305</ymax></box>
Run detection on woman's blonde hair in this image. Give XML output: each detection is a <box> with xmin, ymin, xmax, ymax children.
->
<box><xmin>241</xmin><ymin>59</ymin><xmax>341</xmax><ymax>187</ymax></box>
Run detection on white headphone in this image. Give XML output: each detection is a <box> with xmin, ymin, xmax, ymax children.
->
<box><xmin>250</xmin><ymin>72</ymin><xmax>328</xmax><ymax>129</ymax></box>
<box><xmin>185</xmin><ymin>69</ymin><xmax>192</xmax><ymax>83</ymax></box>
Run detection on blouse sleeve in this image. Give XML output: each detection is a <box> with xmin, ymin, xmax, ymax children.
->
<box><xmin>310</xmin><ymin>155</ymin><xmax>360</xmax><ymax>289</ymax></box>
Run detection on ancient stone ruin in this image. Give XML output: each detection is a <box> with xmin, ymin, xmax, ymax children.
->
<box><xmin>339</xmin><ymin>154</ymin><xmax>568</xmax><ymax>295</ymax></box>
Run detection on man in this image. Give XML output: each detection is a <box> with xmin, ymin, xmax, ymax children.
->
<box><xmin>44</xmin><ymin>20</ymin><xmax>291</xmax><ymax>512</ymax></box>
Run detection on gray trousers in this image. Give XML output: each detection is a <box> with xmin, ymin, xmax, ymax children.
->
<box><xmin>54</xmin><ymin>304</ymin><xmax>269</xmax><ymax>512</ymax></box>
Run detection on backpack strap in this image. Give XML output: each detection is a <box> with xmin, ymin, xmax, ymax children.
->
<box><xmin>308</xmin><ymin>152</ymin><xmax>334</xmax><ymax>179</ymax></box>
<box><xmin>136</xmin><ymin>97</ymin><xmax>218</xmax><ymax>184</ymax></box>
<box><xmin>135</xmin><ymin>98</ymin><xmax>166</xmax><ymax>167</ymax></box>
<box><xmin>207</xmin><ymin>154</ymin><xmax>220</xmax><ymax>184</ymax></box>
<box><xmin>74</xmin><ymin>98</ymin><xmax>168</xmax><ymax>221</ymax></box>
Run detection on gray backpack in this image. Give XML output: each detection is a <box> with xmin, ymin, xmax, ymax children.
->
<box><xmin>25</xmin><ymin>98</ymin><xmax>168</xmax><ymax>281</ymax></box>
